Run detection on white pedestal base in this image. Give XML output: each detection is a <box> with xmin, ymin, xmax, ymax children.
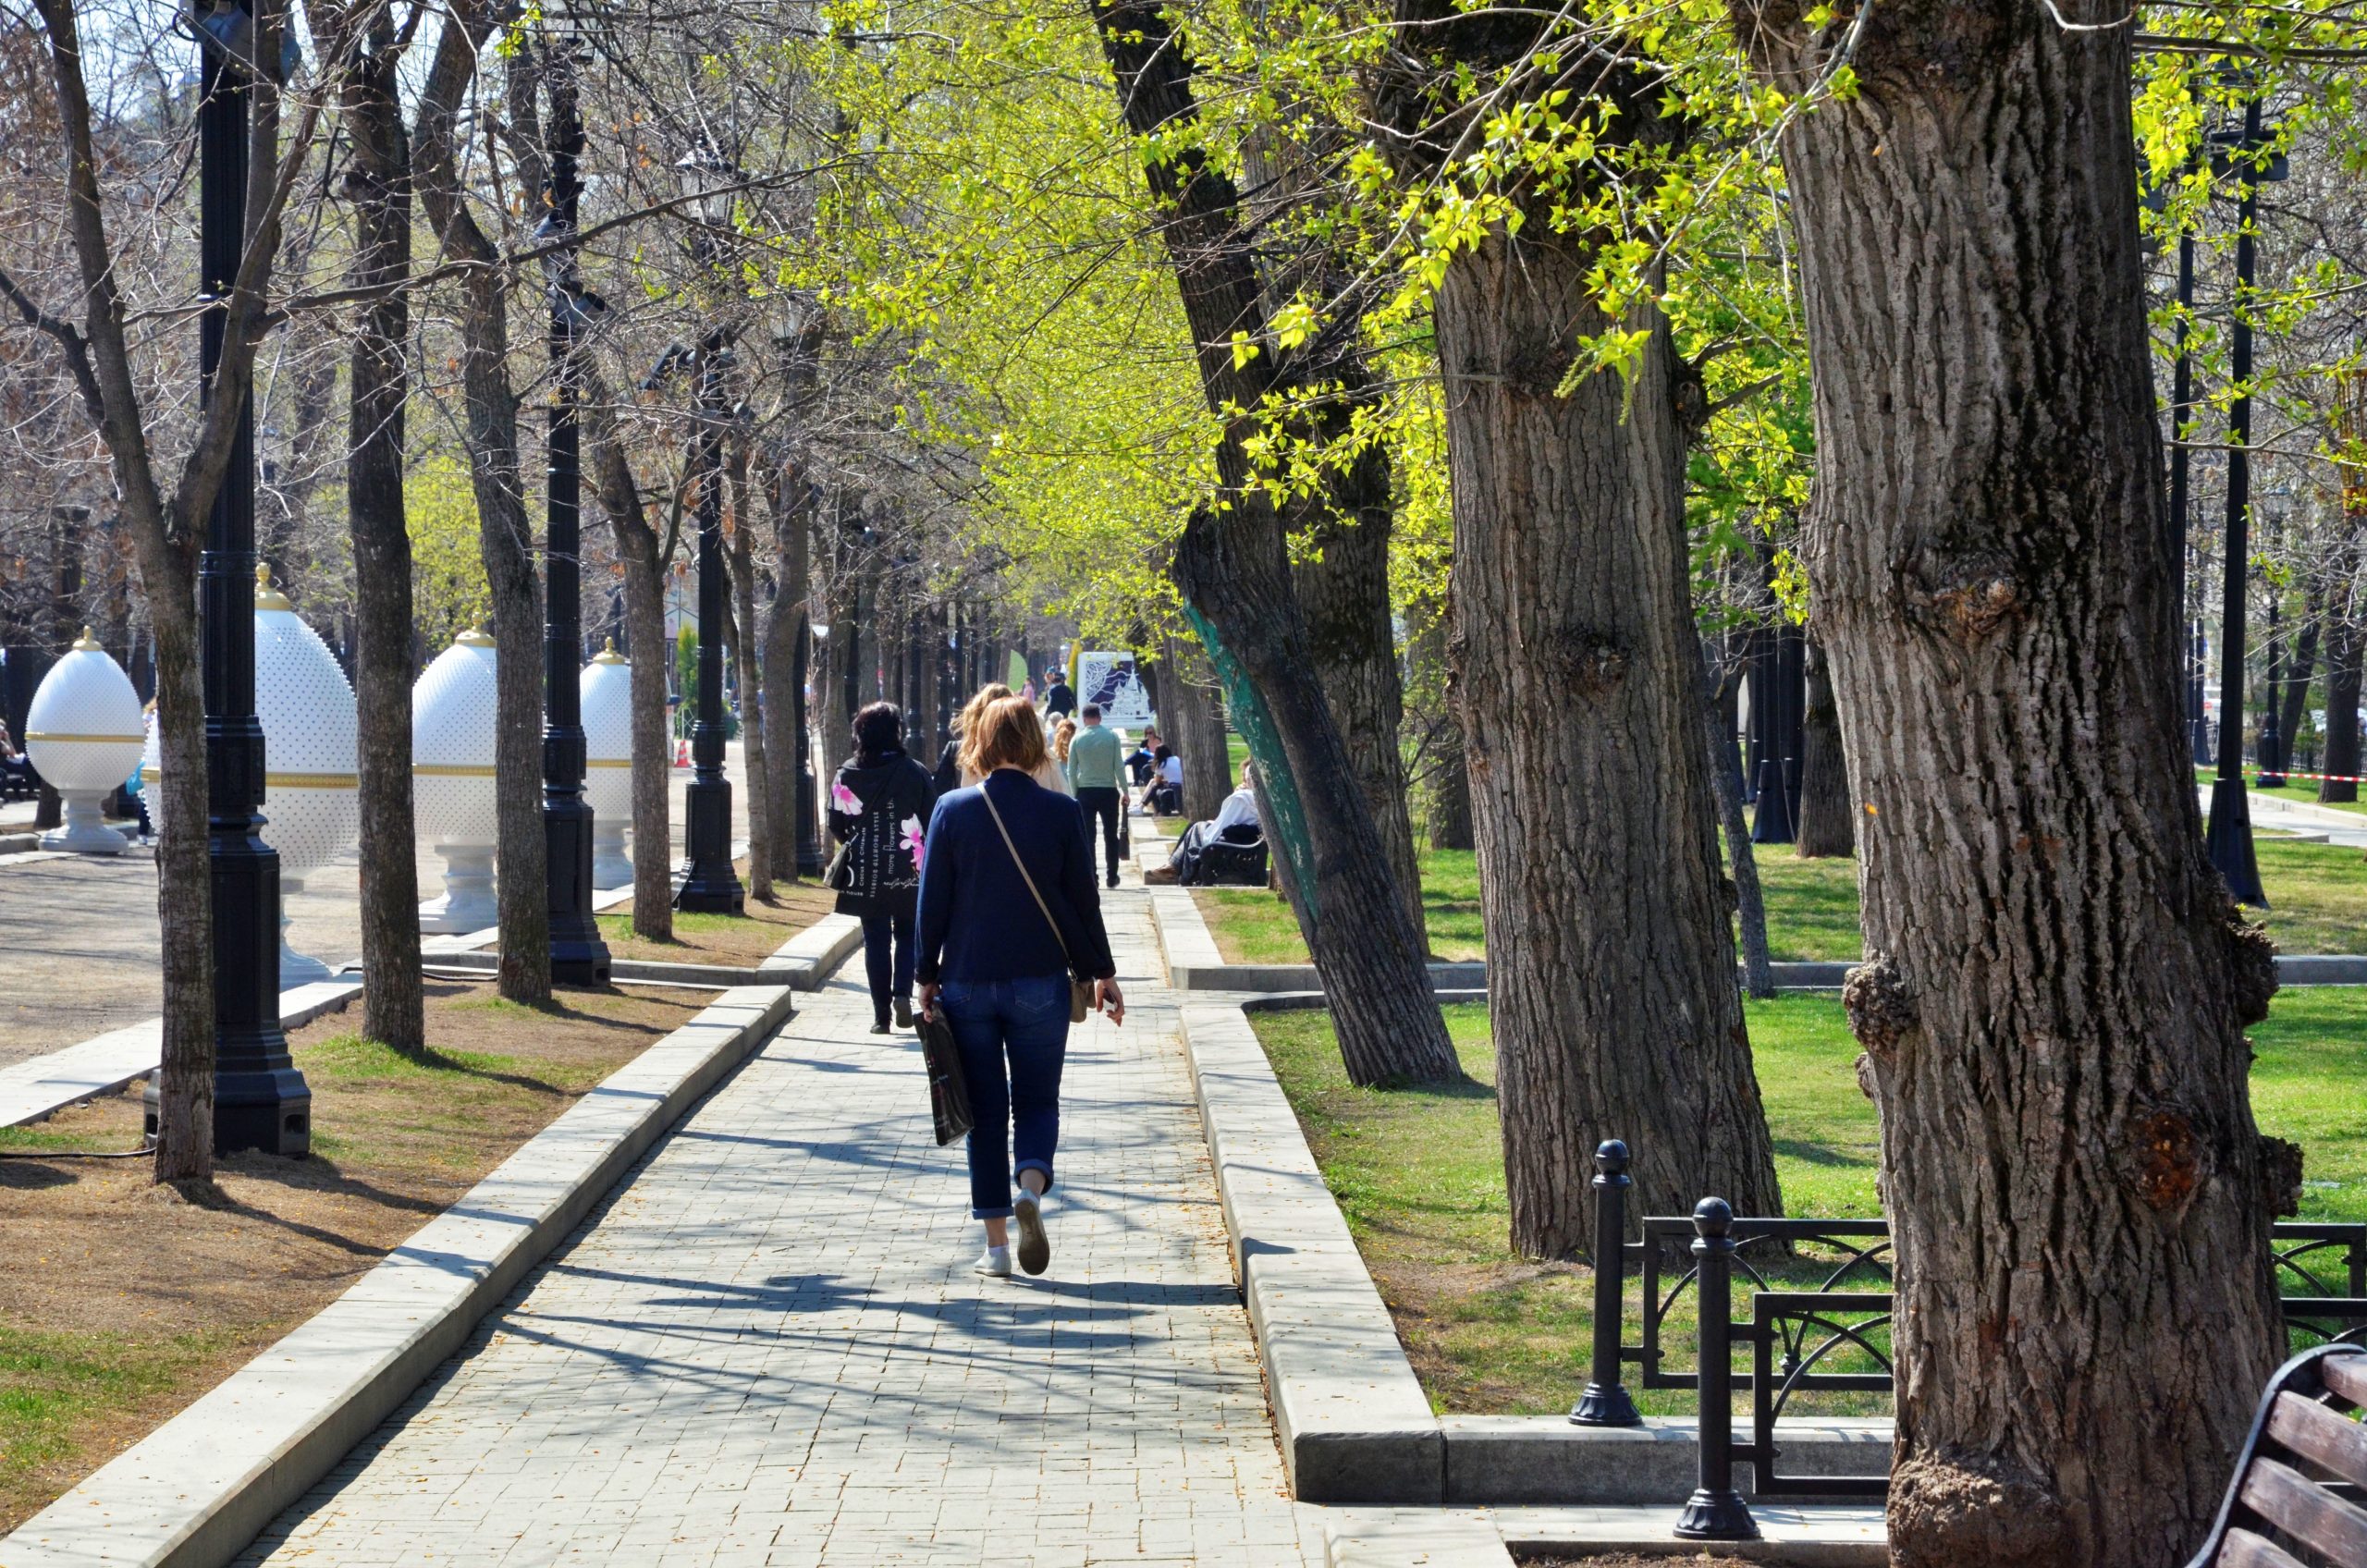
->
<box><xmin>418</xmin><ymin>842</ymin><xmax>497</xmax><ymax>934</ymax></box>
<box><xmin>41</xmin><ymin>791</ymin><xmax>129</xmax><ymax>855</ymax></box>
<box><xmin>592</xmin><ymin>824</ymin><xmax>632</xmax><ymax>890</ymax></box>
<box><xmin>279</xmin><ymin>875</ymin><xmax>336</xmax><ymax>986</ymax></box>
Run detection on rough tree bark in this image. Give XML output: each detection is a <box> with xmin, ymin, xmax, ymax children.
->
<box><xmin>1086</xmin><ymin>0</ymin><xmax>1457</xmax><ymax>1084</ymax></box>
<box><xmin>332</xmin><ymin>0</ymin><xmax>423</xmax><ymax>1050</ymax></box>
<box><xmin>1733</xmin><ymin>0</ymin><xmax>2289</xmax><ymax>1557</ymax></box>
<box><xmin>416</xmin><ymin>1</ymin><xmax>548</xmax><ymax>1003</ymax></box>
<box><xmin>1295</xmin><ymin>482</ymin><xmax>1424</xmax><ymax>942</ymax></box>
<box><xmin>1411</xmin><ymin>605</ymin><xmax>1474</xmax><ymax>851</ymax></box>
<box><xmin>583</xmin><ymin>376</ymin><xmax>674</xmax><ymax>940</ymax></box>
<box><xmin>725</xmin><ymin>441</ymin><xmax>772</xmax><ymax>901</ymax></box>
<box><xmin>1374</xmin><ymin>16</ymin><xmax>1781</xmax><ymax>1248</ymax></box>
<box><xmin>1793</xmin><ymin>635</ymin><xmax>1854</xmax><ymax>858</ymax></box>
<box><xmin>16</xmin><ymin>0</ymin><xmax>325</xmax><ymax>1182</ymax></box>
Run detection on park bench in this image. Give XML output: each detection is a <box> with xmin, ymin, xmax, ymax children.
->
<box><xmin>2185</xmin><ymin>1342</ymin><xmax>2367</xmax><ymax>1568</ymax></box>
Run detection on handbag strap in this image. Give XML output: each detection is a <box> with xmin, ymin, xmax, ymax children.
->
<box><xmin>980</xmin><ymin>782</ymin><xmax>1078</xmax><ymax>976</ymax></box>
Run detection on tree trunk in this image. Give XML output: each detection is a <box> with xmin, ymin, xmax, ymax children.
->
<box><xmin>335</xmin><ymin>5</ymin><xmax>423</xmax><ymax>1050</ymax></box>
<box><xmin>1164</xmin><ymin>631</ymin><xmax>1233</xmax><ymax>821</ymax></box>
<box><xmin>1294</xmin><ymin>479</ymin><xmax>1424</xmax><ymax>942</ymax></box>
<box><xmin>761</xmin><ymin>458</ymin><xmax>812</xmax><ymax>881</ymax></box>
<box><xmin>584</xmin><ymin>382</ymin><xmax>674</xmax><ymax>940</ymax></box>
<box><xmin>2324</xmin><ymin>583</ymin><xmax>2361</xmax><ymax>804</ymax></box>
<box><xmin>1794</xmin><ymin>635</ymin><xmax>1854</xmax><ymax>858</ymax></box>
<box><xmin>2277</xmin><ymin>588</ymin><xmax>2322</xmax><ymax>771</ymax></box>
<box><xmin>726</xmin><ymin>445</ymin><xmax>772</xmax><ymax>902</ymax></box>
<box><xmin>1412</xmin><ymin>606</ymin><xmax>1474</xmax><ymax>851</ymax></box>
<box><xmin>1737</xmin><ymin>3</ymin><xmax>2288</xmax><ymax>1557</ymax></box>
<box><xmin>1431</xmin><ymin>235</ymin><xmax>1780</xmax><ymax>1249</ymax></box>
<box><xmin>1708</xmin><ymin>669</ymin><xmax>1773</xmax><ymax>998</ymax></box>
<box><xmin>1087</xmin><ymin>0</ymin><xmax>1458</xmax><ymax>1085</ymax></box>
<box><xmin>415</xmin><ymin>0</ymin><xmax>547</xmax><ymax>1003</ymax></box>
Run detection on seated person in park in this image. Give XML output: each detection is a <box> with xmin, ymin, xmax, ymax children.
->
<box><xmin>1136</xmin><ymin>744</ymin><xmax>1183</xmax><ymax>815</ymax></box>
<box><xmin>1124</xmin><ymin>729</ymin><xmax>1159</xmax><ymax>789</ymax></box>
<box><xmin>1146</xmin><ymin>761</ymin><xmax>1262</xmax><ymax>885</ymax></box>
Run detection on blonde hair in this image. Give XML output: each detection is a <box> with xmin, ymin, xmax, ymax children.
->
<box><xmin>1053</xmin><ymin>718</ymin><xmax>1077</xmax><ymax>762</ymax></box>
<box><xmin>960</xmin><ymin>694</ymin><xmax>1048</xmax><ymax>778</ymax></box>
<box><xmin>954</xmin><ymin>682</ymin><xmax>1012</xmax><ymax>741</ymax></box>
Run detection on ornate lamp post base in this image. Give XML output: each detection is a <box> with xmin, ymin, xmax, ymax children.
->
<box><xmin>676</xmin><ymin>773</ymin><xmax>743</xmax><ymax>913</ymax></box>
<box><xmin>2207</xmin><ymin>776</ymin><xmax>2268</xmax><ymax>908</ymax></box>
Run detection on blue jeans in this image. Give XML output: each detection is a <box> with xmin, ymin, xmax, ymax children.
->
<box><xmin>939</xmin><ymin>973</ymin><xmax>1071</xmax><ymax>1219</ymax></box>
<box><xmin>861</xmin><ymin>911</ymin><xmax>915</xmax><ymax>1023</ymax></box>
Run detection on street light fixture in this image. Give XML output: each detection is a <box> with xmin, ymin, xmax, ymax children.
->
<box><xmin>535</xmin><ymin>32</ymin><xmax>611</xmax><ymax>985</ymax></box>
<box><xmin>672</xmin><ymin>136</ymin><xmax>744</xmax><ymax>914</ymax></box>
<box><xmin>183</xmin><ymin>0</ymin><xmax>310</xmax><ymax>1154</ymax></box>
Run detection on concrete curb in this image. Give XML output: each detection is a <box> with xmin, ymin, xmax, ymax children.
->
<box><xmin>1151</xmin><ymin>889</ymin><xmax>1897</xmax><ymax>1513</ymax></box>
<box><xmin>0</xmin><ymin>981</ymin><xmax>363</xmax><ymax>1130</ymax></box>
<box><xmin>0</xmin><ymin>984</ymin><xmax>798</xmax><ymax>1568</ymax></box>
<box><xmin>420</xmin><ymin>913</ymin><xmax>865</xmax><ymax>992</ymax></box>
<box><xmin>1323</xmin><ymin>1509</ymin><xmax>1514</xmax><ymax>1566</ymax></box>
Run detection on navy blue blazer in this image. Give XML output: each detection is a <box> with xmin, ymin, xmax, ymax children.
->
<box><xmin>915</xmin><ymin>769</ymin><xmax>1118</xmax><ymax>986</ymax></box>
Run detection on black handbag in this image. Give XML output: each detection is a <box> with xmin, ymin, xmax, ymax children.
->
<box><xmin>917</xmin><ymin>1008</ymin><xmax>975</xmax><ymax>1145</ymax></box>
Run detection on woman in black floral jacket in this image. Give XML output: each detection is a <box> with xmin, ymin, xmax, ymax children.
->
<box><xmin>828</xmin><ymin>703</ymin><xmax>939</xmax><ymax>1034</ymax></box>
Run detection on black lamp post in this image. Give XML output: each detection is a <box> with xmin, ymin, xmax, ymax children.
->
<box><xmin>536</xmin><ymin>35</ymin><xmax>610</xmax><ymax>984</ymax></box>
<box><xmin>190</xmin><ymin>0</ymin><xmax>309</xmax><ymax>1154</ymax></box>
<box><xmin>2203</xmin><ymin>92</ymin><xmax>2283</xmax><ymax>907</ymax></box>
<box><xmin>673</xmin><ymin>140</ymin><xmax>744</xmax><ymax>913</ymax></box>
<box><xmin>2158</xmin><ymin>145</ymin><xmax>2214</xmax><ymax>767</ymax></box>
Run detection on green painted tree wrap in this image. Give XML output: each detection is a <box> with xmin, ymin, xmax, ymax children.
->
<box><xmin>1182</xmin><ymin>604</ymin><xmax>1317</xmax><ymax>929</ymax></box>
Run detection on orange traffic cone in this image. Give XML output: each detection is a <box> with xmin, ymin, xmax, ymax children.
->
<box><xmin>674</xmin><ymin>738</ymin><xmax>689</xmax><ymax>766</ymax></box>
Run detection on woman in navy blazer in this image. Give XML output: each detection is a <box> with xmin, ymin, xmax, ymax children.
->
<box><xmin>916</xmin><ymin>694</ymin><xmax>1123</xmax><ymax>1278</ymax></box>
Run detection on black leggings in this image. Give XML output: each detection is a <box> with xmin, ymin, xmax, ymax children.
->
<box><xmin>861</xmin><ymin>910</ymin><xmax>915</xmax><ymax>1022</ymax></box>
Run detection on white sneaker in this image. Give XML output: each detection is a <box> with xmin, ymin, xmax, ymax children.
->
<box><xmin>973</xmin><ymin>1246</ymin><xmax>1012</xmax><ymax>1277</ymax></box>
<box><xmin>1013</xmin><ymin>1189</ymin><xmax>1050</xmax><ymax>1276</ymax></box>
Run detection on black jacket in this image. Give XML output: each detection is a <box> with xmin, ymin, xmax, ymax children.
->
<box><xmin>1045</xmin><ymin>680</ymin><xmax>1076</xmax><ymax>718</ymax></box>
<box><xmin>828</xmin><ymin>750</ymin><xmax>938</xmax><ymax>919</ymax></box>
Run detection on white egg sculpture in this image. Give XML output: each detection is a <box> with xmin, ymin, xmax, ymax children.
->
<box><xmin>25</xmin><ymin>629</ymin><xmax>144</xmax><ymax>854</ymax></box>
<box><xmin>255</xmin><ymin>569</ymin><xmax>359</xmax><ymax>983</ymax></box>
<box><xmin>137</xmin><ymin>570</ymin><xmax>361</xmax><ymax>984</ymax></box>
<box><xmin>582</xmin><ymin>640</ymin><xmax>634</xmax><ymax>888</ymax></box>
<box><xmin>412</xmin><ymin>628</ymin><xmax>500</xmax><ymax>934</ymax></box>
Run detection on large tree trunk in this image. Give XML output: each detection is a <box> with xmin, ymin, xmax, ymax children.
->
<box><xmin>584</xmin><ymin>382</ymin><xmax>674</xmax><ymax>940</ymax></box>
<box><xmin>1294</xmin><ymin>478</ymin><xmax>1424</xmax><ymax>942</ymax></box>
<box><xmin>1411</xmin><ymin>606</ymin><xmax>1474</xmax><ymax>851</ymax></box>
<box><xmin>335</xmin><ymin>4</ymin><xmax>423</xmax><ymax>1050</ymax></box>
<box><xmin>725</xmin><ymin>444</ymin><xmax>772</xmax><ymax>902</ymax></box>
<box><xmin>1375</xmin><ymin>1</ymin><xmax>1780</xmax><ymax>1252</ymax></box>
<box><xmin>1794</xmin><ymin>634</ymin><xmax>1854</xmax><ymax>858</ymax></box>
<box><xmin>1738</xmin><ymin>3</ymin><xmax>2288</xmax><ymax>1558</ymax></box>
<box><xmin>416</xmin><ymin>1</ymin><xmax>547</xmax><ymax>1003</ymax></box>
<box><xmin>1088</xmin><ymin>0</ymin><xmax>1458</xmax><ymax>1085</ymax></box>
<box><xmin>1431</xmin><ymin>235</ymin><xmax>1781</xmax><ymax>1249</ymax></box>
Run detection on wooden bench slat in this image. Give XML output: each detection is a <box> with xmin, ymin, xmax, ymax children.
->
<box><xmin>2324</xmin><ymin>1354</ymin><xmax>2367</xmax><ymax>1412</ymax></box>
<box><xmin>2219</xmin><ymin>1525</ymin><xmax>2312</xmax><ymax>1568</ymax></box>
<box><xmin>2239</xmin><ymin>1455</ymin><xmax>2367</xmax><ymax>1565</ymax></box>
<box><xmin>2270</xmin><ymin>1390</ymin><xmax>2367</xmax><ymax>1489</ymax></box>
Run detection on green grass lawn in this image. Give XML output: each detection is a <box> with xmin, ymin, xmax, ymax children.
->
<box><xmin>1196</xmin><ymin>839</ymin><xmax>2367</xmax><ymax>962</ymax></box>
<box><xmin>1252</xmin><ymin>988</ymin><xmax>2367</xmax><ymax>1414</ymax></box>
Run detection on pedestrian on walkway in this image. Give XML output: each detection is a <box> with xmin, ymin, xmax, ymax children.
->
<box><xmin>1067</xmin><ymin>703</ymin><xmax>1126</xmax><ymax>888</ymax></box>
<box><xmin>828</xmin><ymin>702</ymin><xmax>938</xmax><ymax>1035</ymax></box>
<box><xmin>917</xmin><ymin>693</ymin><xmax>1123</xmax><ymax>1278</ymax></box>
<box><xmin>937</xmin><ymin>682</ymin><xmax>1012</xmax><ymax>794</ymax></box>
<box><xmin>1044</xmin><ymin>668</ymin><xmax>1076</xmax><ymax>722</ymax></box>
<box><xmin>1047</xmin><ymin>717</ymin><xmax>1079</xmax><ymax>795</ymax></box>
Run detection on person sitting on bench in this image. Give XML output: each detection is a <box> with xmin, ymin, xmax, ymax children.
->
<box><xmin>1136</xmin><ymin>743</ymin><xmax>1184</xmax><ymax>815</ymax></box>
<box><xmin>1147</xmin><ymin>761</ymin><xmax>1262</xmax><ymax>885</ymax></box>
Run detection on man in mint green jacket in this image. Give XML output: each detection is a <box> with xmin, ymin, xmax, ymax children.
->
<box><xmin>1066</xmin><ymin>704</ymin><xmax>1127</xmax><ymax>888</ymax></box>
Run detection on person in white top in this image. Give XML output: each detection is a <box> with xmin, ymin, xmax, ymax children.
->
<box><xmin>1146</xmin><ymin>760</ymin><xmax>1261</xmax><ymax>885</ymax></box>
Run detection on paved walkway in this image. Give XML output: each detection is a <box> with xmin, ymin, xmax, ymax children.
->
<box><xmin>236</xmin><ymin>888</ymin><xmax>1322</xmax><ymax>1567</ymax></box>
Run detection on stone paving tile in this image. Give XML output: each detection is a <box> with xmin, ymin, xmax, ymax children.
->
<box><xmin>237</xmin><ymin>889</ymin><xmax>1322</xmax><ymax>1566</ymax></box>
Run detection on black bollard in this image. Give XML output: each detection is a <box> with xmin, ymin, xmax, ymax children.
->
<box><xmin>1571</xmin><ymin>1139</ymin><xmax>1643</xmax><ymax>1427</ymax></box>
<box><xmin>1674</xmin><ymin>1197</ymin><xmax>1760</xmax><ymax>1541</ymax></box>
